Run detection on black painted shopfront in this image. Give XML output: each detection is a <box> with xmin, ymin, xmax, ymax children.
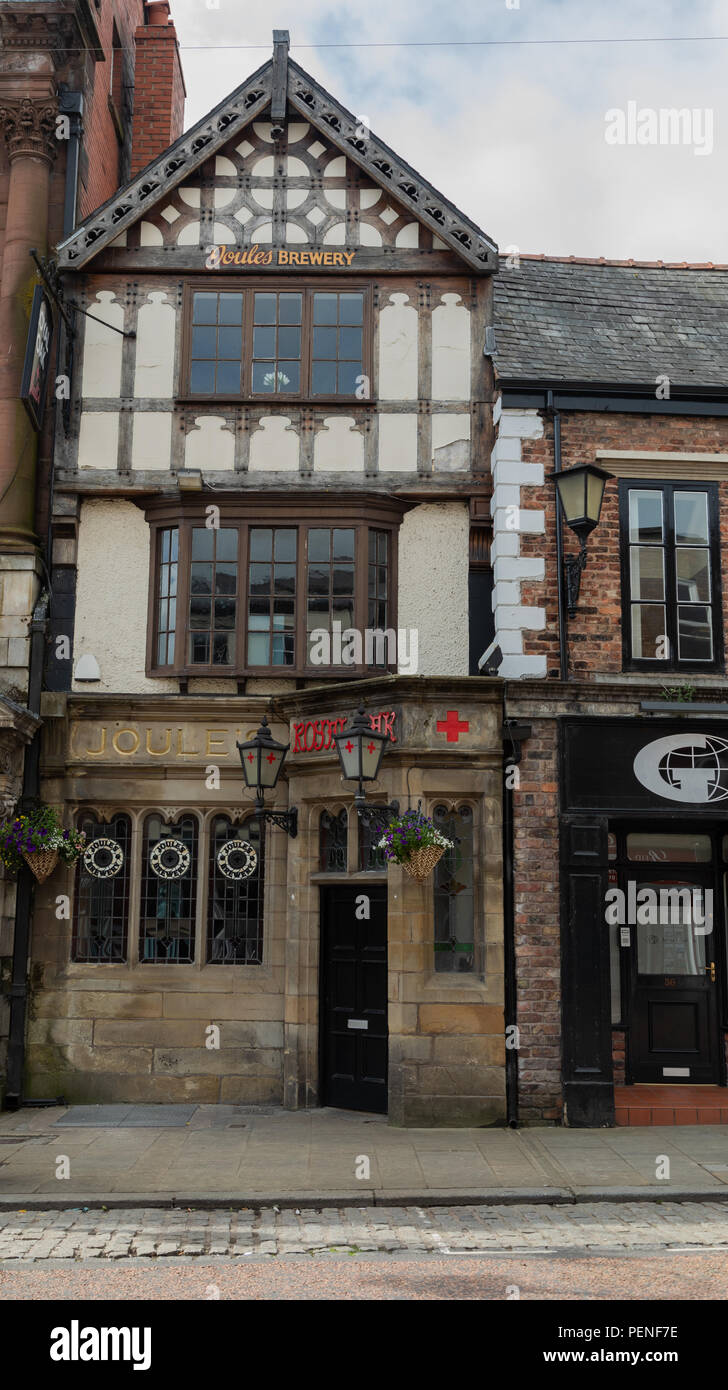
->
<box><xmin>560</xmin><ymin>718</ymin><xmax>728</xmax><ymax>1126</ymax></box>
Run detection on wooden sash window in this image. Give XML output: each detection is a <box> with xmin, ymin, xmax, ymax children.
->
<box><xmin>147</xmin><ymin>502</ymin><xmax>401</xmax><ymax>678</ymax></box>
<box><xmin>182</xmin><ymin>285</ymin><xmax>370</xmax><ymax>401</ymax></box>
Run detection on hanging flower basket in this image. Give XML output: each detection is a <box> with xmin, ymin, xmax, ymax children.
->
<box><xmin>401</xmin><ymin>843</ymin><xmax>446</xmax><ymax>882</ymax></box>
<box><xmin>0</xmin><ymin>805</ymin><xmax>85</xmax><ymax>879</ymax></box>
<box><xmin>377</xmin><ymin>807</ymin><xmax>453</xmax><ymax>881</ymax></box>
<box><xmin>22</xmin><ymin>848</ymin><xmax>59</xmax><ymax>883</ymax></box>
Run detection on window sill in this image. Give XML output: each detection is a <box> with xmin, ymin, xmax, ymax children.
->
<box><xmin>176</xmin><ymin>396</ymin><xmax>376</xmax><ymax>408</ymax></box>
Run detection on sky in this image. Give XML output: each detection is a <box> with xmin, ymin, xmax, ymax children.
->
<box><xmin>168</xmin><ymin>0</ymin><xmax>728</xmax><ymax>263</ymax></box>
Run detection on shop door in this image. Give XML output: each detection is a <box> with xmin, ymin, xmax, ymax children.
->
<box><xmin>628</xmin><ymin>869</ymin><xmax>720</xmax><ymax>1083</ymax></box>
<box><xmin>320</xmin><ymin>884</ymin><xmax>388</xmax><ymax>1113</ymax></box>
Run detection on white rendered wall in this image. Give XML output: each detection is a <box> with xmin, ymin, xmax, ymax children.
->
<box><xmin>72</xmin><ymin>500</ymin><xmax>177</xmax><ymax>694</ymax></box>
<box><xmin>431</xmin><ymin>294</ymin><xmax>470</xmax><ymax>400</ymax></box>
<box><xmin>397</xmin><ymin>502</ymin><xmax>469</xmax><ymax>676</ymax></box>
<box><xmin>378</xmin><ymin>293</ymin><xmax>418</xmax><ymax>401</ymax></box>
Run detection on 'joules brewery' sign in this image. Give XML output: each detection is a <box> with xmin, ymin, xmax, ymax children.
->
<box><xmin>206</xmin><ymin>244</ymin><xmax>359</xmax><ymax>270</ymax></box>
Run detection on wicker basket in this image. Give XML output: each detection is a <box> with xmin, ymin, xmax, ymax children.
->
<box><xmin>22</xmin><ymin>848</ymin><xmax>59</xmax><ymax>883</ymax></box>
<box><xmin>400</xmin><ymin>844</ymin><xmax>445</xmax><ymax>882</ymax></box>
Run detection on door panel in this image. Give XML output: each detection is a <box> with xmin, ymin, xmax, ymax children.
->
<box><xmin>320</xmin><ymin>885</ymin><xmax>387</xmax><ymax>1113</ymax></box>
<box><xmin>627</xmin><ymin>870</ymin><xmax>719</xmax><ymax>1082</ymax></box>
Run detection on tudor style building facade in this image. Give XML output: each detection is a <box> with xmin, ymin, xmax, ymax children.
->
<box><xmin>26</xmin><ymin>34</ymin><xmax>506</xmax><ymax>1124</ymax></box>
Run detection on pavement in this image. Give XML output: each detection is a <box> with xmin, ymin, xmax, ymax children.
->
<box><xmin>1</xmin><ymin>1104</ymin><xmax>728</xmax><ymax>1207</ymax></box>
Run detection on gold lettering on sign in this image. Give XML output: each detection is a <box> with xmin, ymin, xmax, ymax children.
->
<box><xmin>112</xmin><ymin>728</ymin><xmax>141</xmax><ymax>756</ymax></box>
<box><xmin>146</xmin><ymin>728</ymin><xmax>172</xmax><ymax>757</ymax></box>
<box><xmin>176</xmin><ymin>729</ymin><xmax>200</xmax><ymax>758</ymax></box>
<box><xmin>205</xmin><ymin>730</ymin><xmax>229</xmax><ymax>756</ymax></box>
<box><xmin>84</xmin><ymin>727</ymin><xmax>108</xmax><ymax>756</ymax></box>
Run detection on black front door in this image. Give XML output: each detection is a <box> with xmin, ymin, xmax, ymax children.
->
<box><xmin>320</xmin><ymin>884</ymin><xmax>388</xmax><ymax>1113</ymax></box>
<box><xmin>628</xmin><ymin>869</ymin><xmax>720</xmax><ymax>1083</ymax></box>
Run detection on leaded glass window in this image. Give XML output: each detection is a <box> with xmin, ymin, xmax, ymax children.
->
<box><xmin>207</xmin><ymin>816</ymin><xmax>264</xmax><ymax>963</ymax></box>
<box><xmin>433</xmin><ymin>804</ymin><xmax>475</xmax><ymax>973</ymax></box>
<box><xmin>359</xmin><ymin>815</ymin><xmax>387</xmax><ymax>871</ymax></box>
<box><xmin>71</xmin><ymin>813</ymin><xmax>131</xmax><ymax>962</ymax></box>
<box><xmin>319</xmin><ymin>809</ymin><xmax>348</xmax><ymax>872</ymax></box>
<box><xmin>140</xmin><ymin>814</ymin><xmax>197</xmax><ymax>963</ymax></box>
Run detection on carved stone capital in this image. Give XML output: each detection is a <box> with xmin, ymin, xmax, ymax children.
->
<box><xmin>0</xmin><ymin>97</ymin><xmax>58</xmax><ymax>164</ymax></box>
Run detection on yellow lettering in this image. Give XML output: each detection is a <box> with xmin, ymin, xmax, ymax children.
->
<box><xmin>343</xmin><ymin>250</ymin><xmax>356</xmax><ymax>266</ymax></box>
<box><xmin>176</xmin><ymin>728</ymin><xmax>199</xmax><ymax>758</ymax></box>
<box><xmin>263</xmin><ymin>249</ymin><xmax>273</xmax><ymax>264</ymax></box>
<box><xmin>278</xmin><ymin>249</ymin><xmax>289</xmax><ymax>265</ymax></box>
<box><xmin>308</xmin><ymin>250</ymin><xmax>324</xmax><ymax>265</ymax></box>
<box><xmin>205</xmin><ymin>245</ymin><xmax>223</xmax><ymax>269</ymax></box>
<box><xmin>112</xmin><ymin>728</ymin><xmax>140</xmax><ymax>756</ymax></box>
<box><xmin>83</xmin><ymin>726</ymin><xmax>107</xmax><ymax>757</ymax></box>
<box><xmin>332</xmin><ymin>252</ymin><xmax>345</xmax><ymax>266</ymax></box>
<box><xmin>222</xmin><ymin>251</ymin><xmax>235</xmax><ymax>265</ymax></box>
<box><xmin>205</xmin><ymin>730</ymin><xmax>229</xmax><ymax>756</ymax></box>
<box><xmin>323</xmin><ymin>252</ymin><xmax>334</xmax><ymax>265</ymax></box>
<box><xmin>146</xmin><ymin>727</ymin><xmax>172</xmax><ymax>757</ymax></box>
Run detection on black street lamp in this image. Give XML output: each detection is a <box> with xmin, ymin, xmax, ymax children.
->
<box><xmin>333</xmin><ymin>704</ymin><xmax>399</xmax><ymax>828</ymax></box>
<box><xmin>550</xmin><ymin>463</ymin><xmax>613</xmax><ymax>615</ymax></box>
<box><xmin>236</xmin><ymin>716</ymin><xmax>297</xmax><ymax>837</ymax></box>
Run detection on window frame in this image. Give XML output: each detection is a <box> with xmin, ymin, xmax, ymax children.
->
<box><xmin>180</xmin><ymin>280</ymin><xmax>374</xmax><ymax>404</ymax></box>
<box><xmin>619</xmin><ymin>478</ymin><xmax>724</xmax><ymax>674</ymax></box>
<box><xmin>145</xmin><ymin>495</ymin><xmax>405</xmax><ymax>680</ymax></box>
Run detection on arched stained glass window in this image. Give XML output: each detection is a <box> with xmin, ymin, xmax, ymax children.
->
<box><xmin>207</xmin><ymin>816</ymin><xmax>264</xmax><ymax>964</ymax></box>
<box><xmin>71</xmin><ymin>813</ymin><xmax>131</xmax><ymax>962</ymax></box>
<box><xmin>319</xmin><ymin>809</ymin><xmax>348</xmax><ymax>872</ymax></box>
<box><xmin>140</xmin><ymin>814</ymin><xmax>197</xmax><ymax>963</ymax></box>
<box><xmin>433</xmin><ymin>804</ymin><xmax>475</xmax><ymax>973</ymax></box>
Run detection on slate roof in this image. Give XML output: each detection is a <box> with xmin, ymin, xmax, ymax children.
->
<box><xmin>493</xmin><ymin>255</ymin><xmax>728</xmax><ymax>389</ymax></box>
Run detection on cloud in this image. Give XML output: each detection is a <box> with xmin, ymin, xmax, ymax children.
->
<box><xmin>169</xmin><ymin>0</ymin><xmax>728</xmax><ymax>259</ymax></box>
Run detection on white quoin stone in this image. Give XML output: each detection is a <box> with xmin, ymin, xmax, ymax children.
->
<box><xmin>493</xmin><ymin>580</ymin><xmax>521</xmax><ymax>607</ymax></box>
<box><xmin>131</xmin><ymin>413</ymin><xmax>173</xmax><ymax>471</ymax></box>
<box><xmin>77</xmin><ymin>412</ymin><xmax>119</xmax><ymax>469</ymax></box>
<box><xmin>314</xmin><ymin>417</ymin><xmax>363</xmax><ymax>472</ymax></box>
<box><xmin>81</xmin><ymin>293</ymin><xmax>123</xmax><ymax>397</ymax></box>
<box><xmin>431</xmin><ymin>293</ymin><xmax>471</xmax><ymax>400</ymax></box>
<box><xmin>378</xmin><ymin>294</ymin><xmax>418</xmax><ymax>401</ymax></box>
<box><xmin>249</xmin><ymin>416</ymin><xmax>299</xmax><ymax>472</ymax></box>
<box><xmin>134</xmin><ymin>293</ymin><xmax>175</xmax><ymax>397</ymax></box>
<box><xmin>491</xmin><ymin>459</ymin><xmax>545</xmax><ymax>488</ymax></box>
<box><xmin>378</xmin><ymin>413</ymin><xmax>418</xmax><ymax>472</ymax></box>
<box><xmin>185</xmin><ymin>416</ymin><xmax>235</xmax><ymax>472</ymax></box>
<box><xmin>496</xmin><ymin>409</ymin><xmax>544</xmax><ymax>440</ymax></box>
<box><xmin>497</xmin><ymin>605</ymin><xmax>547</xmax><ymax>631</ymax></box>
<box><xmin>494</xmin><ymin>555</ymin><xmax>546</xmax><ymax>582</ymax></box>
<box><xmin>500</xmin><ymin>653</ymin><xmax>548</xmax><ymax>678</ymax></box>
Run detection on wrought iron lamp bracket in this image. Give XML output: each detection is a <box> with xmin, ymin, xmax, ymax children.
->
<box><xmin>255</xmin><ymin>805</ymin><xmax>298</xmax><ymax>838</ymax></box>
<box><xmin>564</xmin><ymin>543</ymin><xmax>588</xmax><ymax>617</ymax></box>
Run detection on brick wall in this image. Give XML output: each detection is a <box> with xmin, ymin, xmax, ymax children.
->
<box><xmin>130</xmin><ymin>6</ymin><xmax>186</xmax><ymax>178</ymax></box>
<box><xmin>518</xmin><ymin>411</ymin><xmax>728</xmax><ymax>679</ymax></box>
<box><xmin>78</xmin><ymin>0</ymin><xmax>146</xmax><ymax>218</ymax></box>
<box><xmin>512</xmin><ymin>718</ymin><xmax>562</xmax><ymax>1122</ymax></box>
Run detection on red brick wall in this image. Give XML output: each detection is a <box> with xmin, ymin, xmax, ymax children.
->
<box><xmin>78</xmin><ymin>0</ymin><xmax>147</xmax><ymax>218</ymax></box>
<box><xmin>612</xmin><ymin>1030</ymin><xmax>626</xmax><ymax>1085</ymax></box>
<box><xmin>518</xmin><ymin>411</ymin><xmax>728</xmax><ymax>680</ymax></box>
<box><xmin>130</xmin><ymin>12</ymin><xmax>186</xmax><ymax>177</ymax></box>
<box><xmin>512</xmin><ymin>719</ymin><xmax>563</xmax><ymax>1122</ymax></box>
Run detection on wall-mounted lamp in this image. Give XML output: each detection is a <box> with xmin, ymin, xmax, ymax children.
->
<box><xmin>236</xmin><ymin>716</ymin><xmax>297</xmax><ymax>837</ymax></box>
<box><xmin>549</xmin><ymin>463</ymin><xmax>613</xmax><ymax>615</ymax></box>
<box><xmin>333</xmin><ymin>704</ymin><xmax>399</xmax><ymax>827</ymax></box>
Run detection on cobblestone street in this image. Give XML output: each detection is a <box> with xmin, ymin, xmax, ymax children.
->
<box><xmin>1</xmin><ymin>1201</ymin><xmax>728</xmax><ymax>1262</ymax></box>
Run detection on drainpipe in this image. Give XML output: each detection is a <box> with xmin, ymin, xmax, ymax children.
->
<box><xmin>547</xmin><ymin>389</ymin><xmax>569</xmax><ymax>682</ymax></box>
<box><xmin>58</xmin><ymin>90</ymin><xmax>83</xmax><ymax>240</ymax></box>
<box><xmin>4</xmin><ymin>590</ymin><xmax>49</xmax><ymax>1109</ymax></box>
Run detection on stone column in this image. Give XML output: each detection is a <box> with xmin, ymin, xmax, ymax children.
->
<box><xmin>0</xmin><ymin>95</ymin><xmax>57</xmax><ymax>550</ymax></box>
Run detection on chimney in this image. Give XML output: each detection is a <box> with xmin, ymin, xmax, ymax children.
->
<box><xmin>131</xmin><ymin>1</ymin><xmax>186</xmax><ymax>177</ymax></box>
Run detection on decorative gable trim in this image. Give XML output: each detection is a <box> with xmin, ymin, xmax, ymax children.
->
<box><xmin>56</xmin><ymin>41</ymin><xmax>497</xmax><ymax>274</ymax></box>
<box><xmin>57</xmin><ymin>63</ymin><xmax>272</xmax><ymax>268</ymax></box>
<box><xmin>287</xmin><ymin>60</ymin><xmax>497</xmax><ymax>273</ymax></box>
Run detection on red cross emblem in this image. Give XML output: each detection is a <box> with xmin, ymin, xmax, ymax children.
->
<box><xmin>436</xmin><ymin>710</ymin><xmax>470</xmax><ymax>743</ymax></box>
<box><xmin>247</xmin><ymin>752</ymin><xmax>254</xmax><ymax>763</ymax></box>
<box><xmin>345</xmin><ymin>740</ymin><xmax>353</xmax><ymax>753</ymax></box>
<box><xmin>366</xmin><ymin>742</ymin><xmax>375</xmax><ymax>754</ymax></box>
<box><xmin>266</xmin><ymin>752</ymin><xmax>276</xmax><ymax>764</ymax></box>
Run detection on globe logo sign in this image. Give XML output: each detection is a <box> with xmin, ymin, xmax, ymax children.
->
<box><xmin>633</xmin><ymin>733</ymin><xmax>728</xmax><ymax>804</ymax></box>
